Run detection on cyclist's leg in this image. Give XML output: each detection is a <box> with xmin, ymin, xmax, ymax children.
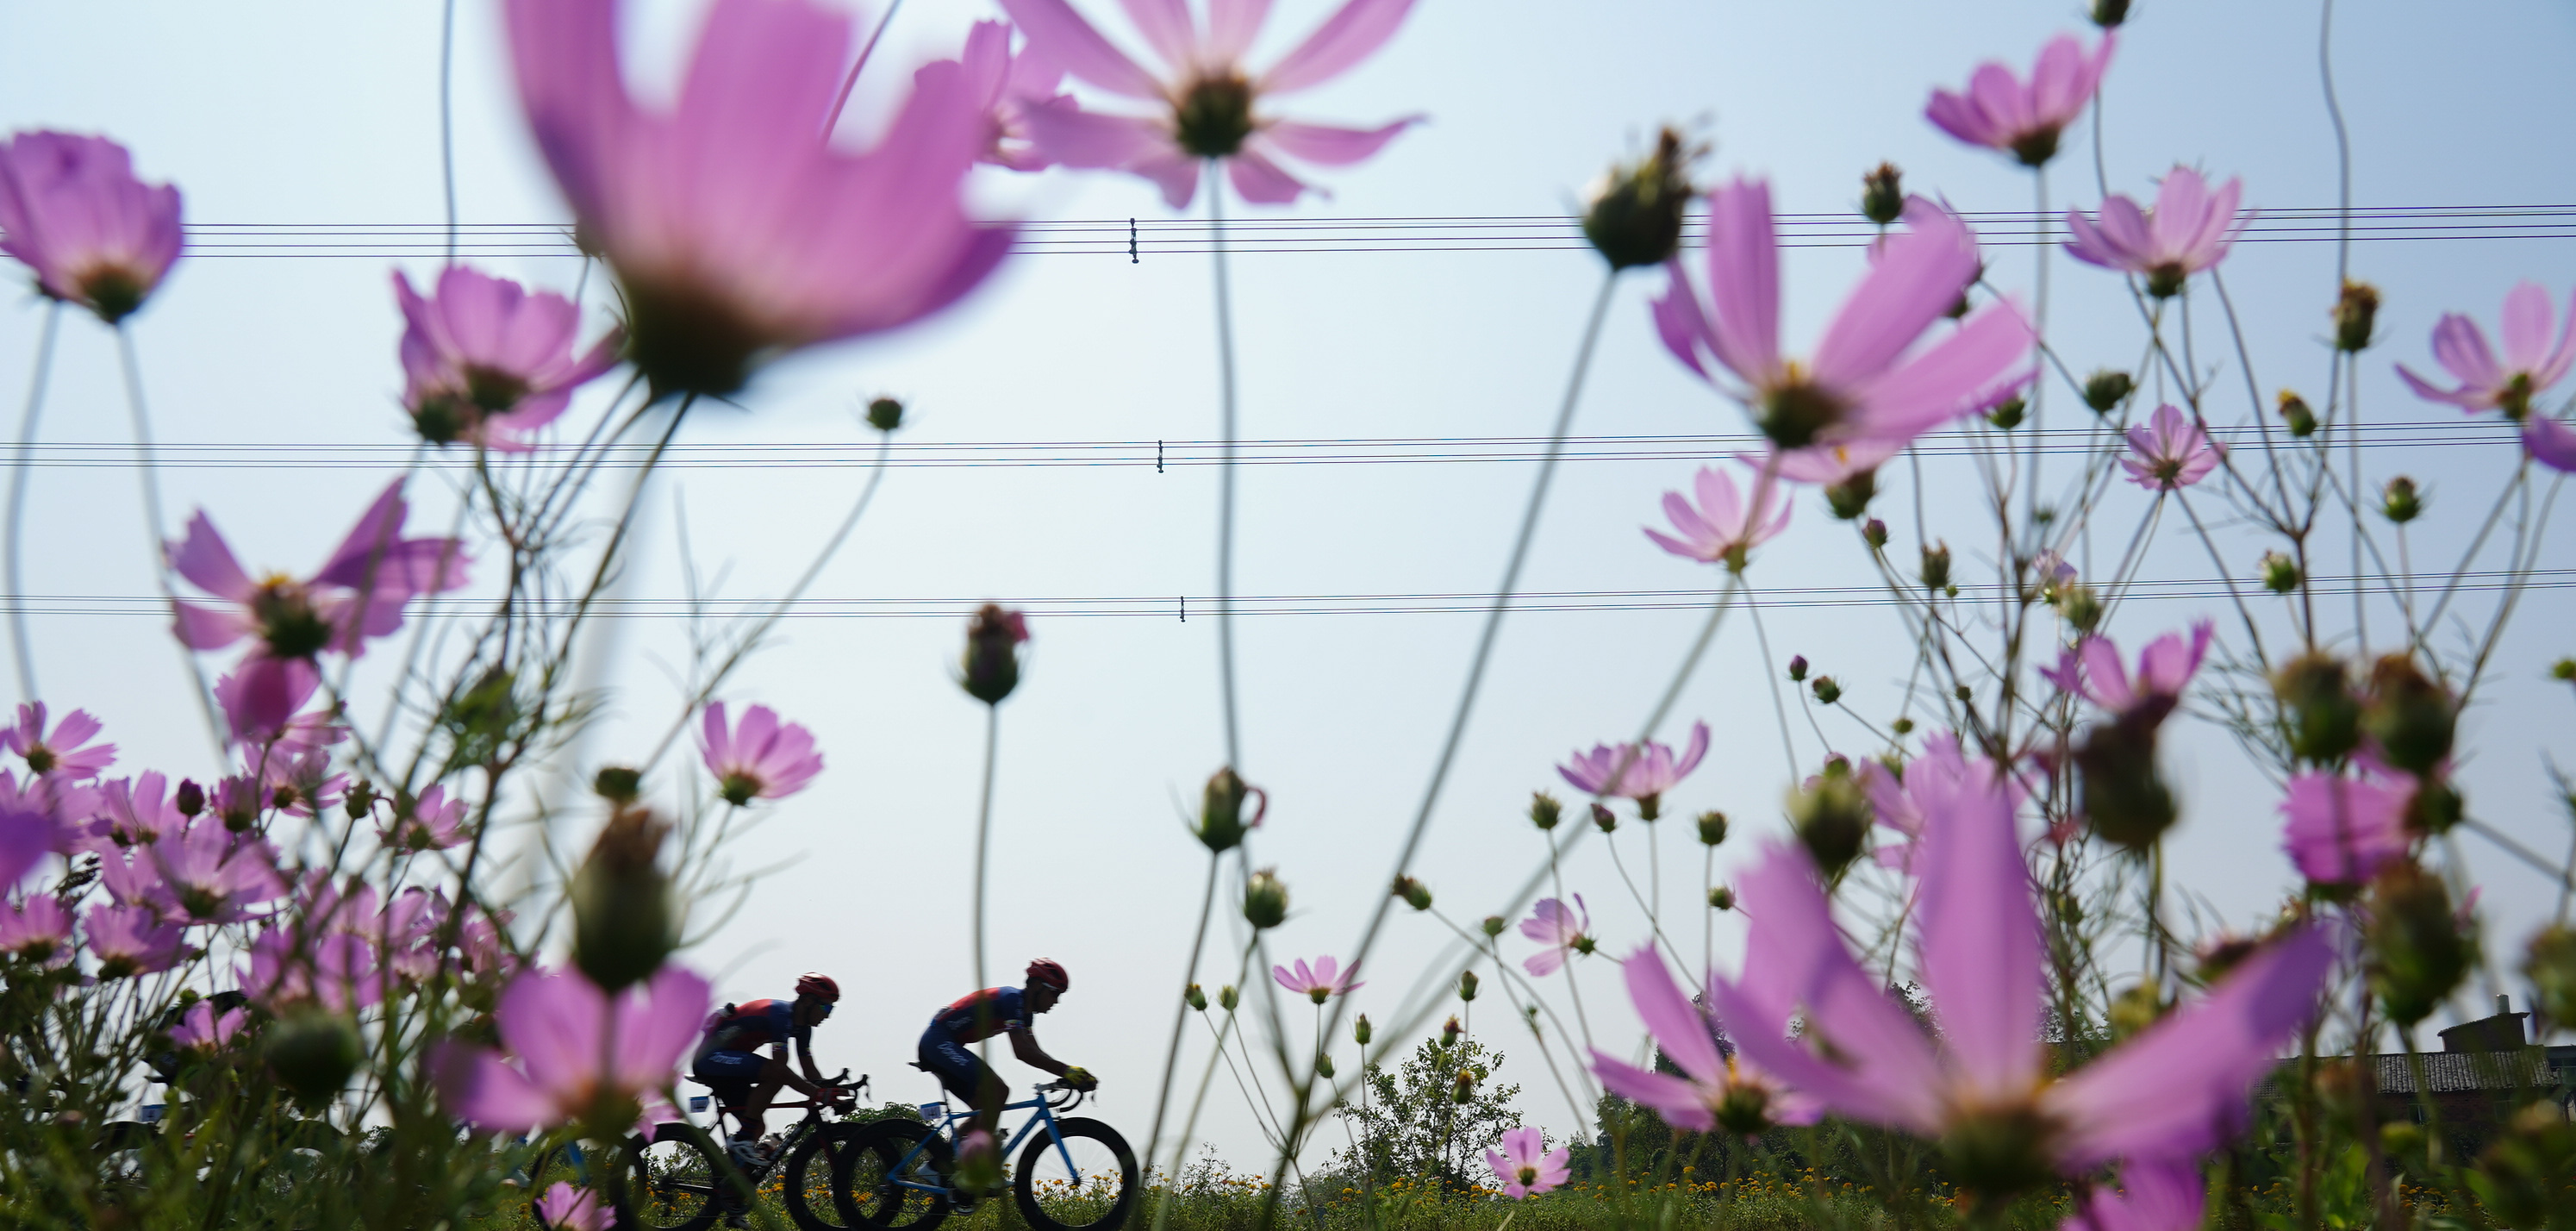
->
<box><xmin>694</xmin><ymin>1050</ymin><xmax>765</xmax><ymax>1139</ymax></box>
<box><xmin>919</xmin><ymin>1035</ymin><xmax>1004</xmax><ymax>1140</ymax></box>
<box><xmin>745</xmin><ymin>1053</ymin><xmax>796</xmax><ymax>1138</ymax></box>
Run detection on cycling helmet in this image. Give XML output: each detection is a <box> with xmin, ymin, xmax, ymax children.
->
<box><xmin>1025</xmin><ymin>959</ymin><xmax>1070</xmax><ymax>991</ymax></box>
<box><xmin>795</xmin><ymin>972</ymin><xmax>842</xmax><ymax>1003</ymax></box>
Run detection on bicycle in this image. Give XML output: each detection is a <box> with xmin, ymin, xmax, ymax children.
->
<box><xmin>833</xmin><ymin>1079</ymin><xmax>1137</xmax><ymax>1231</ymax></box>
<box><xmin>528</xmin><ymin>1071</ymin><xmax>871</xmax><ymax>1231</ymax></box>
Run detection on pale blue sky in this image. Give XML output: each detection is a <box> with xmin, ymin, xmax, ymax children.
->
<box><xmin>4</xmin><ymin>0</ymin><xmax>2573</xmax><ymax>1167</ymax></box>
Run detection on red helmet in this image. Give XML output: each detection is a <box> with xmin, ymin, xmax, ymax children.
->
<box><xmin>795</xmin><ymin>972</ymin><xmax>841</xmax><ymax>1003</ymax></box>
<box><xmin>1025</xmin><ymin>959</ymin><xmax>1070</xmax><ymax>992</ymax></box>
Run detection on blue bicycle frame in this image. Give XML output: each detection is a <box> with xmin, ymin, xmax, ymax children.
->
<box><xmin>889</xmin><ymin>1083</ymin><xmax>1089</xmax><ymax>1193</ymax></box>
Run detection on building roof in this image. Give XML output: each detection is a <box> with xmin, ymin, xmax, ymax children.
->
<box><xmin>2257</xmin><ymin>1051</ymin><xmax>2557</xmax><ymax>1098</ymax></box>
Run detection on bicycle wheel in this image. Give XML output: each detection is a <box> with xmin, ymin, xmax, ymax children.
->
<box><xmin>831</xmin><ymin>1121</ymin><xmax>952</xmax><ymax>1231</ymax></box>
<box><xmin>621</xmin><ymin>1129</ymin><xmax>727</xmax><ymax>1231</ymax></box>
<box><xmin>96</xmin><ymin>1121</ymin><xmax>157</xmax><ymax>1195</ymax></box>
<box><xmin>1012</xmin><ymin>1118</ymin><xmax>1137</xmax><ymax>1231</ymax></box>
<box><xmin>782</xmin><ymin>1122</ymin><xmax>866</xmax><ymax>1231</ymax></box>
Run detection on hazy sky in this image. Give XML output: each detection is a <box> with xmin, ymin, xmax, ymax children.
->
<box><xmin>5</xmin><ymin>0</ymin><xmax>2573</xmax><ymax>1172</ymax></box>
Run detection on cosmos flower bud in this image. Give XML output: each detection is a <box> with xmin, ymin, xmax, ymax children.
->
<box><xmin>866</xmin><ymin>397</ymin><xmax>905</xmax><ymax>433</ymax></box>
<box><xmin>1920</xmin><ymin>543</ymin><xmax>1952</xmax><ymax>591</ymax></box>
<box><xmin>1590</xmin><ymin>802</ymin><xmax>1618</xmax><ymax>834</ymax></box>
<box><xmin>344</xmin><ymin>779</ymin><xmax>377</xmax><ymax>823</ymax></box>
<box><xmin>2261</xmin><ymin>551</ymin><xmax>2301</xmax><ymax>595</ymax></box>
<box><xmin>2366</xmin><ymin>862</ymin><xmax>2471</xmax><ymax>1026</ymax></box>
<box><xmin>1986</xmin><ymin>396</ymin><xmax>2027</xmax><ymax>431</ymax></box>
<box><xmin>2405</xmin><ymin>778</ymin><xmax>2463</xmax><ymax>836</ymax></box>
<box><xmin>1393</xmin><ymin>875</ymin><xmax>1433</xmax><ymax>912</ymax></box>
<box><xmin>1315</xmin><ymin>1054</ymin><xmax>1336</xmax><ymax>1079</ymax></box>
<box><xmin>1528</xmin><ymin>791</ymin><xmax>1562</xmax><ymax>831</ymax></box>
<box><xmin>1452</xmin><ymin>1069</ymin><xmax>1476</xmax><ymax>1104</ymax></box>
<box><xmin>1824</xmin><ymin>470</ymin><xmax>1878</xmax><ymax>520</ymax></box>
<box><xmin>570</xmin><ymin>807</ymin><xmax>677</xmax><ymax>992</ymax></box>
<box><xmin>2554</xmin><ymin>659</ymin><xmax>2576</xmax><ymax>682</ymax></box>
<box><xmin>1810</xmin><ymin>676</ymin><xmax>1842</xmax><ymax>705</ymax></box>
<box><xmin>1860</xmin><ymin>163</ymin><xmax>1905</xmax><ymax>227</ymax></box>
<box><xmin>1787</xmin><ymin>655</ymin><xmax>1809</xmax><ymax>682</ymax></box>
<box><xmin>2381</xmin><ymin>477</ymin><xmax>2423</xmax><ymax>524</ymax></box>
<box><xmin>1219</xmin><ymin>984</ymin><xmax>1239</xmax><ymax>1012</ymax></box>
<box><xmin>1581</xmin><ymin>127</ymin><xmax>1700</xmax><ymax>271</ymax></box>
<box><xmin>266</xmin><ymin>1011</ymin><xmax>362</xmax><ymax>1104</ymax></box>
<box><xmin>1481</xmin><ymin>915</ymin><xmax>1506</xmax><ymax>938</ymax></box>
<box><xmin>1695</xmin><ymin>810</ymin><xmax>1729</xmax><ymax>847</ymax></box>
<box><xmin>1242</xmin><ymin>870</ymin><xmax>1288</xmax><ymax>930</ymax></box>
<box><xmin>1198</xmin><ymin>767</ymin><xmax>1260</xmax><ymax>853</ymax></box>
<box><xmin>1441</xmin><ymin>1015</ymin><xmax>1463</xmax><ymax>1047</ymax></box>
<box><xmin>1458</xmin><ymin>970</ymin><xmax>1480</xmax><ymax>1003</ymax></box>
<box><xmin>592</xmin><ymin>765</ymin><xmax>642</xmax><ymax>805</ymax></box>
<box><xmin>2274</xmin><ymin>653</ymin><xmax>2361</xmax><ymax>764</ymax></box>
<box><xmin>216</xmin><ymin>777</ymin><xmax>259</xmax><ymax>832</ymax></box>
<box><xmin>1354</xmin><ymin>1014</ymin><xmax>1373</xmax><ymax>1047</ymax></box>
<box><xmin>1893</xmin><ymin>716</ymin><xmax>1916</xmax><ymax>734</ymax></box>
<box><xmin>2091</xmin><ymin>0</ymin><xmax>2130</xmax><ymax>28</ymax></box>
<box><xmin>1862</xmin><ymin>518</ymin><xmax>1888</xmax><ymax>549</ymax></box>
<box><xmin>2278</xmin><ymin>391</ymin><xmax>2317</xmax><ymax>437</ymax></box>
<box><xmin>2081</xmin><ymin>370</ymin><xmax>2135</xmax><ymax>414</ymax></box>
<box><xmin>174</xmin><ymin>778</ymin><xmax>204</xmax><ymax>818</ymax></box>
<box><xmin>956</xmin><ymin>1128</ymin><xmax>1002</xmax><ymax>1193</ymax></box>
<box><xmin>960</xmin><ymin>604</ymin><xmax>1031</xmax><ymax>706</ymax></box>
<box><xmin>2523</xmin><ymin>925</ymin><xmax>2576</xmax><ymax>1028</ymax></box>
<box><xmin>1184</xmin><ymin>984</ymin><xmax>1207</xmax><ymax>1012</ymax></box>
<box><xmin>2074</xmin><ymin>715</ymin><xmax>2174</xmax><ymax>850</ymax></box>
<box><xmin>2059</xmin><ymin>584</ymin><xmax>2104</xmax><ymax>633</ymax></box>
<box><xmin>2362</xmin><ymin>655</ymin><xmax>2454</xmax><ymax>776</ymax></box>
<box><xmin>1955</xmin><ymin>684</ymin><xmax>1974</xmax><ymax>703</ymax></box>
<box><xmin>2334</xmin><ymin>280</ymin><xmax>2380</xmax><ymax>353</ymax></box>
<box><xmin>1708</xmin><ymin>885</ymin><xmax>1736</xmax><ymax>910</ymax></box>
<box><xmin>1787</xmin><ymin>772</ymin><xmax>1871</xmax><ymax>880</ymax></box>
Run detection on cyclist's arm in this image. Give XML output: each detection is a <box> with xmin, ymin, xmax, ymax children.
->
<box><xmin>770</xmin><ymin>1041</ymin><xmax>823</xmax><ymax>1097</ymax></box>
<box><xmin>1007</xmin><ymin>1028</ymin><xmax>1070</xmax><ymax>1078</ymax></box>
<box><xmin>795</xmin><ymin>1034</ymin><xmax>826</xmax><ymax>1087</ymax></box>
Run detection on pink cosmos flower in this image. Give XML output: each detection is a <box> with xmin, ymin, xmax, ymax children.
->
<box><xmin>1519</xmin><ymin>896</ymin><xmax>1593</xmax><ymax>977</ymax></box>
<box><xmin>504</xmin><ymin>0</ymin><xmax>1012</xmax><ymax>398</ymax></box>
<box><xmin>535</xmin><ymin>1182</ymin><xmax>611</xmax><ymax>1231</ymax></box>
<box><xmin>1740</xmin><ymin>437</ymin><xmax>1906</xmax><ymax>490</ymax></box>
<box><xmin>1705</xmin><ymin>763</ymin><xmax>2335</xmax><ymax>1192</ymax></box>
<box><xmin>259</xmin><ymin>746</ymin><xmax>348</xmax><ymax>819</ymax></box>
<box><xmin>436</xmin><ymin>964</ymin><xmax>711</xmax><ymax>1134</ymax></box>
<box><xmin>0</xmin><ymin>894</ymin><xmax>73</xmax><ymax>963</ymax></box>
<box><xmin>2395</xmin><ymin>282</ymin><xmax>2575</xmax><ymax>420</ymax></box>
<box><xmin>98</xmin><ymin>772</ymin><xmax>184</xmax><ymax>847</ymax></box>
<box><xmin>2118</xmin><ymin>404</ymin><xmax>2224</xmax><ymax>491</ymax></box>
<box><xmin>2526</xmin><ymin>414</ymin><xmax>2576</xmax><ymax>474</ymax></box>
<box><xmin>382</xmin><ymin>784</ymin><xmax>470</xmax><ymax>852</ymax></box>
<box><xmin>2043</xmin><ymin>621</ymin><xmax>2214</xmax><ymax>721</ymax></box>
<box><xmin>1656</xmin><ymin>184</ymin><xmax>2033</xmax><ymax>455</ymax></box>
<box><xmin>1644</xmin><ymin>465</ymin><xmax>1793</xmax><ymax>570</ymax></box>
<box><xmin>172</xmin><ymin>1000</ymin><xmax>248</xmax><ymax>1052</ymax></box>
<box><xmin>700</xmin><ymin>702</ymin><xmax>824</xmax><ymax>807</ymax></box>
<box><xmin>0</xmin><ymin>131</ymin><xmax>184</xmax><ymax>323</ymax></box>
<box><xmin>244</xmin><ymin>924</ymin><xmax>383</xmax><ymax>1013</ymax></box>
<box><xmin>151</xmin><ymin>824</ymin><xmax>287</xmax><ymax>924</ymax></box>
<box><xmin>1270</xmin><ymin>954</ymin><xmax>1362</xmax><ymax>1003</ymax></box>
<box><xmin>1855</xmin><ymin>732</ymin><xmax>2020</xmax><ymax>873</ymax></box>
<box><xmin>393</xmin><ymin>266</ymin><xmax>620</xmax><ymax>451</ymax></box>
<box><xmin>0</xmin><ymin>803</ymin><xmax>48</xmax><ymax>890</ymax></box>
<box><xmin>2279</xmin><ymin>762</ymin><xmax>2414</xmax><ymax>886</ymax></box>
<box><xmin>1481</xmin><ymin>1126</ymin><xmax>1570</xmax><ymax>1199</ymax></box>
<box><xmin>4</xmin><ymin>703</ymin><xmax>116</xmax><ymax>781</ymax></box>
<box><xmin>214</xmin><ymin>659</ymin><xmax>346</xmax><ymax>754</ymax></box>
<box><xmin>86</xmin><ymin>903</ymin><xmax>184</xmax><ymax>978</ymax></box>
<box><xmin>2065</xmin><ymin>1158</ymin><xmax>2205</xmax><ymax>1231</ymax></box>
<box><xmin>1590</xmin><ymin>946</ymin><xmax>1824</xmax><ymax>1136</ymax></box>
<box><xmin>961</xmin><ymin>22</ymin><xmax>1071</xmax><ymax>172</ymax></box>
<box><xmin>1925</xmin><ymin>33</ymin><xmax>2117</xmax><ymax>167</ymax></box>
<box><xmin>97</xmin><ymin>847</ymin><xmax>164</xmax><ymax>906</ymax></box>
<box><xmin>1558</xmin><ymin>721</ymin><xmax>1710</xmax><ymax>809</ymax></box>
<box><xmin>2066</xmin><ymin>168</ymin><xmax>2249</xmax><ymax>299</ymax></box>
<box><xmin>1000</xmin><ymin>0</ymin><xmax>1419</xmax><ymax>207</ymax></box>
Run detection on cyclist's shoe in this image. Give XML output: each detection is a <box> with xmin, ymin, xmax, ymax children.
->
<box><xmin>723</xmin><ymin>1214</ymin><xmax>752</xmax><ymax>1229</ymax></box>
<box><xmin>949</xmin><ymin>1188</ymin><xmax>979</xmax><ymax>1215</ymax></box>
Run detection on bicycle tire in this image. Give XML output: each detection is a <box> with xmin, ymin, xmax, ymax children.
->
<box><xmin>527</xmin><ymin>1131</ymin><xmax>731</xmax><ymax>1231</ymax></box>
<box><xmin>829</xmin><ymin>1121</ymin><xmax>952</xmax><ymax>1231</ymax></box>
<box><xmin>1011</xmin><ymin>1118</ymin><xmax>1138</xmax><ymax>1231</ymax></box>
<box><xmin>782</xmin><ymin>1122</ymin><xmax>868</xmax><ymax>1231</ymax></box>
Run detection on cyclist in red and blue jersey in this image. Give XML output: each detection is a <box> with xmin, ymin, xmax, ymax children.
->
<box><xmin>920</xmin><ymin>959</ymin><xmax>1094</xmax><ymax>1139</ymax></box>
<box><xmin>694</xmin><ymin>972</ymin><xmax>845</xmax><ymax>1143</ymax></box>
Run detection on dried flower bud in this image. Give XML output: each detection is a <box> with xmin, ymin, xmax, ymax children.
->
<box><xmin>1315</xmin><ymin>1054</ymin><xmax>1336</xmax><ymax>1079</ymax></box>
<box><xmin>1920</xmin><ymin>542</ymin><xmax>1953</xmax><ymax>591</ymax></box>
<box><xmin>1441</xmin><ymin>1015</ymin><xmax>1463</xmax><ymax>1047</ymax></box>
<box><xmin>2405</xmin><ymin>778</ymin><xmax>2463</xmax><ymax>836</ymax></box>
<box><xmin>2081</xmin><ymin>370</ymin><xmax>2136</xmax><ymax>414</ymax></box>
<box><xmin>1708</xmin><ymin>885</ymin><xmax>1736</xmax><ymax>911</ymax></box>
<box><xmin>2278</xmin><ymin>391</ymin><xmax>2317</xmax><ymax>437</ymax></box>
<box><xmin>2334</xmin><ymin>280</ymin><xmax>2380</xmax><ymax>353</ymax></box>
<box><xmin>1860</xmin><ymin>162</ymin><xmax>1905</xmax><ymax>227</ymax></box>
<box><xmin>1810</xmin><ymin>676</ymin><xmax>1843</xmax><ymax>705</ymax></box>
<box><xmin>960</xmin><ymin>603</ymin><xmax>1031</xmax><ymax>705</ymax></box>
<box><xmin>1787</xmin><ymin>773</ymin><xmax>1872</xmax><ymax>880</ymax></box>
<box><xmin>2274</xmin><ymin>653</ymin><xmax>2361</xmax><ymax>764</ymax></box>
<box><xmin>1590</xmin><ymin>802</ymin><xmax>1618</xmax><ymax>834</ymax></box>
<box><xmin>1582</xmin><ymin>127</ymin><xmax>1700</xmax><ymax>270</ymax></box>
<box><xmin>592</xmin><ymin>765</ymin><xmax>642</xmax><ymax>805</ymax></box>
<box><xmin>1787</xmin><ymin>654</ymin><xmax>1809</xmax><ymax>682</ymax></box>
<box><xmin>1695</xmin><ymin>810</ymin><xmax>1728</xmax><ymax>847</ymax></box>
<box><xmin>1198</xmin><ymin>767</ymin><xmax>1260</xmax><ymax>853</ymax></box>
<box><xmin>2381</xmin><ymin>476</ymin><xmax>2423</xmax><ymax>524</ymax></box>
<box><xmin>2362</xmin><ymin>655</ymin><xmax>2454</xmax><ymax>776</ymax></box>
<box><xmin>173</xmin><ymin>778</ymin><xmax>204</xmax><ymax>818</ymax></box>
<box><xmin>2091</xmin><ymin>0</ymin><xmax>2130</xmax><ymax>28</ymax></box>
<box><xmin>1218</xmin><ymin>984</ymin><xmax>1239</xmax><ymax>1012</ymax></box>
<box><xmin>2260</xmin><ymin>551</ymin><xmax>2301</xmax><ymax>595</ymax></box>
<box><xmin>2523</xmin><ymin>925</ymin><xmax>2576</xmax><ymax>1028</ymax></box>
<box><xmin>1528</xmin><ymin>791</ymin><xmax>1562</xmax><ymax>831</ymax></box>
<box><xmin>1457</xmin><ymin>970</ymin><xmax>1480</xmax><ymax>1003</ymax></box>
<box><xmin>570</xmin><ymin>807</ymin><xmax>677</xmax><ymax>991</ymax></box>
<box><xmin>2060</xmin><ymin>584</ymin><xmax>2105</xmax><ymax>634</ymax></box>
<box><xmin>1824</xmin><ymin>469</ymin><xmax>1878</xmax><ymax>520</ymax></box>
<box><xmin>1986</xmin><ymin>396</ymin><xmax>2026</xmax><ymax>431</ymax></box>
<box><xmin>2366</xmin><ymin>862</ymin><xmax>2471</xmax><ymax>1026</ymax></box>
<box><xmin>2074</xmin><ymin>714</ymin><xmax>2176</xmax><ymax>850</ymax></box>
<box><xmin>1242</xmin><ymin>869</ymin><xmax>1288</xmax><ymax>930</ymax></box>
<box><xmin>266</xmin><ymin>1011</ymin><xmax>362</xmax><ymax>1104</ymax></box>
<box><xmin>1184</xmin><ymin>983</ymin><xmax>1207</xmax><ymax>1012</ymax></box>
<box><xmin>1354</xmin><ymin>1013</ymin><xmax>1373</xmax><ymax>1047</ymax></box>
<box><xmin>866</xmin><ymin>396</ymin><xmax>905</xmax><ymax>433</ymax></box>
<box><xmin>1393</xmin><ymin>875</ymin><xmax>1433</xmax><ymax>912</ymax></box>
<box><xmin>1862</xmin><ymin>518</ymin><xmax>1888</xmax><ymax>549</ymax></box>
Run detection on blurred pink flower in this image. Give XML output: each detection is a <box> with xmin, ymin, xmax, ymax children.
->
<box><xmin>382</xmin><ymin>783</ymin><xmax>471</xmax><ymax>852</ymax></box>
<box><xmin>960</xmin><ymin>21</ymin><xmax>1071</xmax><ymax>172</ymax></box>
<box><xmin>214</xmin><ymin>659</ymin><xmax>346</xmax><ymax>754</ymax></box>
<box><xmin>535</xmin><ymin>1183</ymin><xmax>610</xmax><ymax>1231</ymax></box>
<box><xmin>172</xmin><ymin>999</ymin><xmax>248</xmax><ymax>1052</ymax></box>
<box><xmin>2118</xmin><ymin>405</ymin><xmax>2224</xmax><ymax>491</ymax></box>
<box><xmin>259</xmin><ymin>746</ymin><xmax>348</xmax><ymax>820</ymax></box>
<box><xmin>1558</xmin><ymin>722</ymin><xmax>1709</xmax><ymax>807</ymax></box>
<box><xmin>1000</xmin><ymin>0</ymin><xmax>1419</xmax><ymax>207</ymax></box>
<box><xmin>1707</xmin><ymin>764</ymin><xmax>2333</xmax><ymax>1189</ymax></box>
<box><xmin>701</xmin><ymin>702</ymin><xmax>823</xmax><ymax>807</ymax></box>
<box><xmin>1925</xmin><ymin>33</ymin><xmax>2117</xmax><ymax>167</ymax></box>
<box><xmin>1655</xmin><ymin>183</ymin><xmax>2031</xmax><ymax>455</ymax></box>
<box><xmin>0</xmin><ymin>894</ymin><xmax>72</xmax><ymax>963</ymax></box>
<box><xmin>98</xmin><ymin>772</ymin><xmax>185</xmax><ymax>847</ymax></box>
<box><xmin>2279</xmin><ymin>762</ymin><xmax>2413</xmax><ymax>886</ymax></box>
<box><xmin>86</xmin><ymin>903</ymin><xmax>183</xmax><ymax>978</ymax></box>
<box><xmin>435</xmin><ymin>965</ymin><xmax>711</xmax><ymax>1134</ymax></box>
<box><xmin>2527</xmin><ymin>414</ymin><xmax>2576</xmax><ymax>473</ymax></box>
<box><xmin>97</xmin><ymin>847</ymin><xmax>164</xmax><ymax>905</ymax></box>
<box><xmin>151</xmin><ymin>824</ymin><xmax>286</xmax><ymax>923</ymax></box>
<box><xmin>2064</xmin><ymin>1158</ymin><xmax>2205</xmax><ymax>1231</ymax></box>
<box><xmin>1270</xmin><ymin>954</ymin><xmax>1362</xmax><ymax>1003</ymax></box>
<box><xmin>393</xmin><ymin>266</ymin><xmax>620</xmax><ymax>451</ymax></box>
<box><xmin>1855</xmin><ymin>732</ymin><xmax>2020</xmax><ymax>874</ymax></box>
<box><xmin>0</xmin><ymin>131</ymin><xmax>184</xmax><ymax>322</ymax></box>
<box><xmin>1590</xmin><ymin>946</ymin><xmax>1823</xmax><ymax>1137</ymax></box>
<box><xmin>2396</xmin><ymin>282</ymin><xmax>2575</xmax><ymax>419</ymax></box>
<box><xmin>4</xmin><ymin>703</ymin><xmax>116</xmax><ymax>781</ymax></box>
<box><xmin>1518</xmin><ymin>895</ymin><xmax>1592</xmax><ymax>977</ymax></box>
<box><xmin>244</xmin><ymin>926</ymin><xmax>382</xmax><ymax>1013</ymax></box>
<box><xmin>2043</xmin><ymin>621</ymin><xmax>2214</xmax><ymax>720</ymax></box>
<box><xmin>1738</xmin><ymin>437</ymin><xmax>1906</xmax><ymax>489</ymax></box>
<box><xmin>2066</xmin><ymin>167</ymin><xmax>2249</xmax><ymax>298</ymax></box>
<box><xmin>1481</xmin><ymin>1126</ymin><xmax>1570</xmax><ymax>1199</ymax></box>
<box><xmin>0</xmin><ymin>803</ymin><xmax>48</xmax><ymax>890</ymax></box>
<box><xmin>1644</xmin><ymin>465</ymin><xmax>1792</xmax><ymax>570</ymax></box>
<box><xmin>503</xmin><ymin>0</ymin><xmax>1012</xmax><ymax>397</ymax></box>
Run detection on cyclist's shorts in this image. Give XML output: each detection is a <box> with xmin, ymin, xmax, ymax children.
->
<box><xmin>916</xmin><ymin>1033</ymin><xmax>996</xmax><ymax>1104</ymax></box>
<box><xmin>693</xmin><ymin>1048</ymin><xmax>765</xmax><ymax>1105</ymax></box>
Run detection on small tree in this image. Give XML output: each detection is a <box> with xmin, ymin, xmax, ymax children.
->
<box><xmin>1338</xmin><ymin>1034</ymin><xmax>1523</xmax><ymax>1190</ymax></box>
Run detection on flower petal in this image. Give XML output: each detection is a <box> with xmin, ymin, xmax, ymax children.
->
<box><xmin>1258</xmin><ymin>0</ymin><xmax>1416</xmax><ymax>95</ymax></box>
<box><xmin>995</xmin><ymin>0</ymin><xmax>1169</xmax><ymax>98</ymax></box>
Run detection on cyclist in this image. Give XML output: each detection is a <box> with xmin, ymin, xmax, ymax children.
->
<box><xmin>693</xmin><ymin>972</ymin><xmax>845</xmax><ymax>1159</ymax></box>
<box><xmin>918</xmin><ymin>959</ymin><xmax>1095</xmax><ymax>1142</ymax></box>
